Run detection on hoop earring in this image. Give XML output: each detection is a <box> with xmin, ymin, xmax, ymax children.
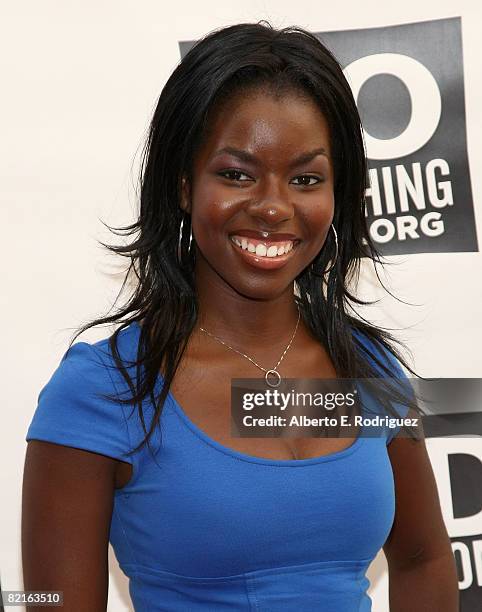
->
<box><xmin>309</xmin><ymin>223</ymin><xmax>338</xmax><ymax>277</ymax></box>
<box><xmin>177</xmin><ymin>211</ymin><xmax>193</xmax><ymax>266</ymax></box>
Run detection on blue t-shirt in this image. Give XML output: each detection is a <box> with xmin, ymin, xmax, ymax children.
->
<box><xmin>26</xmin><ymin>322</ymin><xmax>410</xmax><ymax>611</ymax></box>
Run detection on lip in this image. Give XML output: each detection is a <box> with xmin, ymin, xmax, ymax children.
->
<box><xmin>229</xmin><ymin>229</ymin><xmax>300</xmax><ymax>242</ymax></box>
<box><xmin>229</xmin><ymin>236</ymin><xmax>300</xmax><ymax>270</ymax></box>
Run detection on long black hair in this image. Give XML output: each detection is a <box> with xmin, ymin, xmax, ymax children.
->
<box><xmin>66</xmin><ymin>21</ymin><xmax>424</xmax><ymax>462</ymax></box>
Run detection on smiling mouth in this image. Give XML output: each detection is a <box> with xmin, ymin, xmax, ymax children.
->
<box><xmin>229</xmin><ymin>234</ymin><xmax>301</xmax><ymax>270</ymax></box>
<box><xmin>230</xmin><ymin>235</ymin><xmax>300</xmax><ymax>257</ymax></box>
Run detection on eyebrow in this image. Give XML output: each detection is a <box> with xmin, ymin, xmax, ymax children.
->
<box><xmin>212</xmin><ymin>146</ymin><xmax>329</xmax><ymax>168</ymax></box>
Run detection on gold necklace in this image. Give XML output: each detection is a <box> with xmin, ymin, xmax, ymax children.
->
<box><xmin>199</xmin><ymin>305</ymin><xmax>301</xmax><ymax>388</ymax></box>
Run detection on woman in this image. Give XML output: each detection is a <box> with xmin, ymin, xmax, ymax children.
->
<box><xmin>22</xmin><ymin>22</ymin><xmax>458</xmax><ymax>611</ymax></box>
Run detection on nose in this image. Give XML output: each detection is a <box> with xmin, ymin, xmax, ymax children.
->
<box><xmin>245</xmin><ymin>178</ymin><xmax>295</xmax><ymax>226</ymax></box>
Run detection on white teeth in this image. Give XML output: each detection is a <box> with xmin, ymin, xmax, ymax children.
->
<box><xmin>230</xmin><ymin>235</ymin><xmax>296</xmax><ymax>258</ymax></box>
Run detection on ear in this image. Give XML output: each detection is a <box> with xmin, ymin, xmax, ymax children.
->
<box><xmin>179</xmin><ymin>175</ymin><xmax>192</xmax><ymax>214</ymax></box>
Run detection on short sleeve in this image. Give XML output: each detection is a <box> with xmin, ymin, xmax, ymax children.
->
<box><xmin>26</xmin><ymin>341</ymin><xmax>133</xmax><ymax>464</ymax></box>
<box><xmin>353</xmin><ymin>329</ymin><xmax>412</xmax><ymax>445</ymax></box>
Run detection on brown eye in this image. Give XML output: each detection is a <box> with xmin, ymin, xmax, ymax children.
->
<box><xmin>291</xmin><ymin>175</ymin><xmax>323</xmax><ymax>186</ymax></box>
<box><xmin>218</xmin><ymin>169</ymin><xmax>253</xmax><ymax>182</ymax></box>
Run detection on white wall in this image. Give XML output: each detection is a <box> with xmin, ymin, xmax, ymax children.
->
<box><xmin>3</xmin><ymin>1</ymin><xmax>481</xmax><ymax>610</ymax></box>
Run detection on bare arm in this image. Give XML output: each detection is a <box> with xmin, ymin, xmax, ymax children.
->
<box><xmin>22</xmin><ymin>441</ymin><xmax>119</xmax><ymax>612</ymax></box>
<box><xmin>384</xmin><ymin>434</ymin><xmax>459</xmax><ymax>611</ymax></box>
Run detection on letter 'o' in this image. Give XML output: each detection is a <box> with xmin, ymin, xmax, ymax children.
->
<box><xmin>344</xmin><ymin>53</ymin><xmax>442</xmax><ymax>160</ymax></box>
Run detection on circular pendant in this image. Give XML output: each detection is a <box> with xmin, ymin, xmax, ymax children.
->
<box><xmin>265</xmin><ymin>369</ymin><xmax>281</xmax><ymax>388</ymax></box>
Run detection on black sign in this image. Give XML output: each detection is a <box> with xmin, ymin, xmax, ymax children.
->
<box><xmin>315</xmin><ymin>17</ymin><xmax>478</xmax><ymax>255</ymax></box>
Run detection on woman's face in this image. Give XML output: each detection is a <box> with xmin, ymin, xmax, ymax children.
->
<box><xmin>182</xmin><ymin>88</ymin><xmax>335</xmax><ymax>300</ymax></box>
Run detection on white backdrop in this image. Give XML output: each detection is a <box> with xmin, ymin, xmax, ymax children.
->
<box><xmin>2</xmin><ymin>1</ymin><xmax>481</xmax><ymax>610</ymax></box>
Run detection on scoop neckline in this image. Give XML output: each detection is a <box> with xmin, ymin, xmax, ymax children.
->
<box><xmin>133</xmin><ymin>320</ymin><xmax>366</xmax><ymax>467</ymax></box>
<box><xmin>167</xmin><ymin>387</ymin><xmax>366</xmax><ymax>466</ymax></box>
